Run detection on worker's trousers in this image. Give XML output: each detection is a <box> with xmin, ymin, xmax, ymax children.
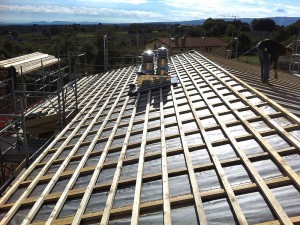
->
<box><xmin>257</xmin><ymin>44</ymin><xmax>270</xmax><ymax>82</ymax></box>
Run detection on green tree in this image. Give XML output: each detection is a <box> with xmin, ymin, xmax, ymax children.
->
<box><xmin>50</xmin><ymin>26</ymin><xmax>61</xmax><ymax>36</ymax></box>
<box><xmin>251</xmin><ymin>18</ymin><xmax>276</xmax><ymax>31</ymax></box>
<box><xmin>188</xmin><ymin>26</ymin><xmax>202</xmax><ymax>37</ymax></box>
<box><xmin>203</xmin><ymin>18</ymin><xmax>227</xmax><ymax>36</ymax></box>
<box><xmin>238</xmin><ymin>33</ymin><xmax>252</xmax><ymax>53</ymax></box>
<box><xmin>11</xmin><ymin>30</ymin><xmax>18</xmax><ymax>37</ymax></box>
<box><xmin>42</xmin><ymin>29</ymin><xmax>51</xmax><ymax>37</ymax></box>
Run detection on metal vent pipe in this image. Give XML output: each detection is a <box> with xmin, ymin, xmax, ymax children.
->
<box><xmin>141</xmin><ymin>50</ymin><xmax>155</xmax><ymax>74</ymax></box>
<box><xmin>156</xmin><ymin>47</ymin><xmax>169</xmax><ymax>75</ymax></box>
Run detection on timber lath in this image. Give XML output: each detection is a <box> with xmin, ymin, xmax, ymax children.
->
<box><xmin>0</xmin><ymin>51</ymin><xmax>300</xmax><ymax>225</ymax></box>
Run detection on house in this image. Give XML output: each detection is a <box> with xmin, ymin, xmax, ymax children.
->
<box><xmin>145</xmin><ymin>36</ymin><xmax>226</xmax><ymax>55</ymax></box>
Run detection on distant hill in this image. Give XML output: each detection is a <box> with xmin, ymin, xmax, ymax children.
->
<box><xmin>179</xmin><ymin>17</ymin><xmax>300</xmax><ymax>26</ymax></box>
<box><xmin>0</xmin><ymin>21</ymin><xmax>100</xmax><ymax>26</ymax></box>
<box><xmin>0</xmin><ymin>17</ymin><xmax>299</xmax><ymax>26</ymax></box>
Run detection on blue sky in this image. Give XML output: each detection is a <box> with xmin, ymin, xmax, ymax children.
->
<box><xmin>0</xmin><ymin>0</ymin><xmax>299</xmax><ymax>23</ymax></box>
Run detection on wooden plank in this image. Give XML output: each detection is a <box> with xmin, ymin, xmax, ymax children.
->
<box><xmin>46</xmin><ymin>74</ymin><xmax>103</xmax><ymax>115</ymax></box>
<box><xmin>20</xmin><ymin>122</ymin><xmax>295</xmax><ymax>186</ymax></box>
<box><xmin>180</xmin><ymin>53</ymin><xmax>293</xmax><ymax>225</ymax></box>
<box><xmin>255</xmin><ymin>216</ymin><xmax>300</xmax><ymax>225</ymax></box>
<box><xmin>196</xmin><ymin>51</ymin><xmax>300</xmax><ymax>125</ymax></box>
<box><xmin>170</xmin><ymin>85</ymin><xmax>208</xmax><ymax>225</ymax></box>
<box><xmin>28</xmin><ymin>171</ymin><xmax>300</xmax><ymax>225</ymax></box>
<box><xmin>1</xmin><ymin>146</ymin><xmax>296</xmax><ymax>212</ymax></box>
<box><xmin>130</xmin><ymin>90</ymin><xmax>151</xmax><ymax>225</ymax></box>
<box><xmin>100</xmin><ymin>93</ymin><xmax>140</xmax><ymax>225</ymax></box>
<box><xmin>23</xmin><ymin>68</ymin><xmax>130</xmax><ymax>224</ymax></box>
<box><xmin>159</xmin><ymin>88</ymin><xmax>172</xmax><ymax>225</ymax></box>
<box><xmin>45</xmin><ymin>103</ymin><xmax>282</xmax><ymax>151</ymax></box>
<box><xmin>33</xmin><ymin>73</ymin><xmax>98</xmax><ymax>115</ymax></box>
<box><xmin>0</xmin><ymin>69</ymin><xmax>125</xmax><ymax>225</ymax></box>
<box><xmin>70</xmin><ymin>73</ymin><xmax>135</xmax><ymax>224</ymax></box>
<box><xmin>187</xmin><ymin>53</ymin><xmax>300</xmax><ymax>191</ymax></box>
<box><xmin>171</xmin><ymin>56</ymin><xmax>248</xmax><ymax>224</ymax></box>
<box><xmin>0</xmin><ymin>69</ymin><xmax>115</xmax><ymax>205</ymax></box>
<box><xmin>38</xmin><ymin>68</ymin><xmax>134</xmax><ymax>225</ymax></box>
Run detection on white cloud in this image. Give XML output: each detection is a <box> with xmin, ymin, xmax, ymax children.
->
<box><xmin>76</xmin><ymin>0</ymin><xmax>148</xmax><ymax>4</ymax></box>
<box><xmin>161</xmin><ymin>0</ymin><xmax>228</xmax><ymax>9</ymax></box>
<box><xmin>161</xmin><ymin>0</ymin><xmax>300</xmax><ymax>19</ymax></box>
<box><xmin>236</xmin><ymin>0</ymin><xmax>266</xmax><ymax>5</ymax></box>
<box><xmin>167</xmin><ymin>10</ymin><xmax>207</xmax><ymax>21</ymax></box>
<box><xmin>0</xmin><ymin>4</ymin><xmax>162</xmax><ymax>18</ymax></box>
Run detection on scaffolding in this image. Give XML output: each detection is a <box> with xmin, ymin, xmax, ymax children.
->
<box><xmin>0</xmin><ymin>52</ymin><xmax>80</xmax><ymax>189</ymax></box>
<box><xmin>289</xmin><ymin>31</ymin><xmax>300</xmax><ymax>76</ymax></box>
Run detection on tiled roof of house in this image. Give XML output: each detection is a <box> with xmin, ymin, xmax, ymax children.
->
<box><xmin>150</xmin><ymin>37</ymin><xmax>225</xmax><ymax>48</ymax></box>
<box><xmin>1</xmin><ymin>50</ymin><xmax>300</xmax><ymax>225</ymax></box>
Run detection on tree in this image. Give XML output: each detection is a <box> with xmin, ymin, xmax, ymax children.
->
<box><xmin>81</xmin><ymin>42</ymin><xmax>95</xmax><ymax>64</ymax></box>
<box><xmin>203</xmin><ymin>18</ymin><xmax>216</xmax><ymax>31</ymax></box>
<box><xmin>251</xmin><ymin>18</ymin><xmax>276</xmax><ymax>31</ymax></box>
<box><xmin>188</xmin><ymin>26</ymin><xmax>202</xmax><ymax>37</ymax></box>
<box><xmin>50</xmin><ymin>26</ymin><xmax>61</xmax><ymax>36</ymax></box>
<box><xmin>42</xmin><ymin>29</ymin><xmax>51</xmax><ymax>37</ymax></box>
<box><xmin>226</xmin><ymin>24</ymin><xmax>235</xmax><ymax>36</ymax></box>
<box><xmin>11</xmin><ymin>30</ymin><xmax>18</xmax><ymax>37</ymax></box>
<box><xmin>238</xmin><ymin>33</ymin><xmax>252</xmax><ymax>53</ymax></box>
<box><xmin>3</xmin><ymin>40</ymin><xmax>13</xmax><ymax>53</ymax></box>
<box><xmin>285</xmin><ymin>19</ymin><xmax>300</xmax><ymax>36</ymax></box>
<box><xmin>203</xmin><ymin>18</ymin><xmax>228</xmax><ymax>36</ymax></box>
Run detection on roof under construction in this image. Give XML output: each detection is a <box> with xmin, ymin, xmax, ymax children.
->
<box><xmin>0</xmin><ymin>50</ymin><xmax>300</xmax><ymax>225</ymax></box>
<box><xmin>0</xmin><ymin>52</ymin><xmax>58</xmax><ymax>75</ymax></box>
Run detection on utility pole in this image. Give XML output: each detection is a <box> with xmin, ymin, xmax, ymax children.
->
<box><xmin>136</xmin><ymin>31</ymin><xmax>139</xmax><ymax>64</ymax></box>
<box><xmin>201</xmin><ymin>31</ymin><xmax>206</xmax><ymax>51</ymax></box>
<box><xmin>235</xmin><ymin>35</ymin><xmax>239</xmax><ymax>58</ymax></box>
<box><xmin>103</xmin><ymin>35</ymin><xmax>109</xmax><ymax>71</ymax></box>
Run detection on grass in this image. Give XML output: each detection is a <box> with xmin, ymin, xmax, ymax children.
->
<box><xmin>238</xmin><ymin>55</ymin><xmax>260</xmax><ymax>66</ymax></box>
<box><xmin>238</xmin><ymin>55</ymin><xmax>291</xmax><ymax>72</ymax></box>
<box><xmin>75</xmin><ymin>33</ymin><xmax>97</xmax><ymax>38</ymax></box>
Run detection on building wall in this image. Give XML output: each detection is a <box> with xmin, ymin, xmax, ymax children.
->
<box><xmin>144</xmin><ymin>40</ymin><xmax>168</xmax><ymax>51</ymax></box>
<box><xmin>144</xmin><ymin>39</ymin><xmax>226</xmax><ymax>56</ymax></box>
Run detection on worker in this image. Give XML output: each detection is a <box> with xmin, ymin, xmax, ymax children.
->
<box><xmin>256</xmin><ymin>39</ymin><xmax>292</xmax><ymax>84</ymax></box>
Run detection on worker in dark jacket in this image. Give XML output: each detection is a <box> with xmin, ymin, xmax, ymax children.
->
<box><xmin>257</xmin><ymin>39</ymin><xmax>292</xmax><ymax>84</ymax></box>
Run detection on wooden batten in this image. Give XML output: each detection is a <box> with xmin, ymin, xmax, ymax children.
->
<box><xmin>1</xmin><ymin>51</ymin><xmax>300</xmax><ymax>225</ymax></box>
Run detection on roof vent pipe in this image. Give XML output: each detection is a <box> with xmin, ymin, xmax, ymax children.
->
<box><xmin>141</xmin><ymin>50</ymin><xmax>155</xmax><ymax>74</ymax></box>
<box><xmin>156</xmin><ymin>47</ymin><xmax>169</xmax><ymax>75</ymax></box>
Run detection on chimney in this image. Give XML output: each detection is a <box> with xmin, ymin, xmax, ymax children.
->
<box><xmin>156</xmin><ymin>47</ymin><xmax>169</xmax><ymax>75</ymax></box>
<box><xmin>181</xmin><ymin>36</ymin><xmax>186</xmax><ymax>47</ymax></box>
<box><xmin>141</xmin><ymin>50</ymin><xmax>155</xmax><ymax>75</ymax></box>
<box><xmin>175</xmin><ymin>36</ymin><xmax>179</xmax><ymax>46</ymax></box>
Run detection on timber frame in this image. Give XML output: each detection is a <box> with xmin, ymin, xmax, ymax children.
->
<box><xmin>0</xmin><ymin>50</ymin><xmax>300</xmax><ymax>225</ymax></box>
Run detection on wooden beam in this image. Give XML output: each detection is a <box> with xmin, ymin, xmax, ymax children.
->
<box><xmin>172</xmin><ymin>56</ymin><xmax>247</xmax><ymax>224</ymax></box>
<box><xmin>255</xmin><ymin>216</ymin><xmax>300</xmax><ymax>225</ymax></box>
<box><xmin>100</xmin><ymin>92</ymin><xmax>140</xmax><ymax>225</ymax></box>
<box><xmin>0</xmin><ymin>69</ymin><xmax>123</xmax><ymax>225</ymax></box>
<box><xmin>69</xmin><ymin>71</ymin><xmax>134</xmax><ymax>225</ymax></box>
<box><xmin>196</xmin><ymin>51</ymin><xmax>300</xmax><ymax>126</ymax></box>
<box><xmin>43</xmin><ymin>69</ymin><xmax>134</xmax><ymax>225</ymax></box>
<box><xmin>22</xmin><ymin>68</ymin><xmax>133</xmax><ymax>225</ymax></box>
<box><xmin>0</xmin><ymin>146</ymin><xmax>296</xmax><ymax>212</ymax></box>
<box><xmin>187</xmin><ymin>53</ymin><xmax>300</xmax><ymax>191</ymax></box>
<box><xmin>181</xmin><ymin>53</ymin><xmax>294</xmax><ymax>225</ymax></box>
<box><xmin>171</xmin><ymin>85</ymin><xmax>208</xmax><ymax>224</ymax></box>
<box><xmin>159</xmin><ymin>88</ymin><xmax>172</xmax><ymax>224</ymax></box>
<box><xmin>29</xmin><ymin>173</ymin><xmax>300</xmax><ymax>225</ymax></box>
<box><xmin>131</xmin><ymin>90</ymin><xmax>151</xmax><ymax>225</ymax></box>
